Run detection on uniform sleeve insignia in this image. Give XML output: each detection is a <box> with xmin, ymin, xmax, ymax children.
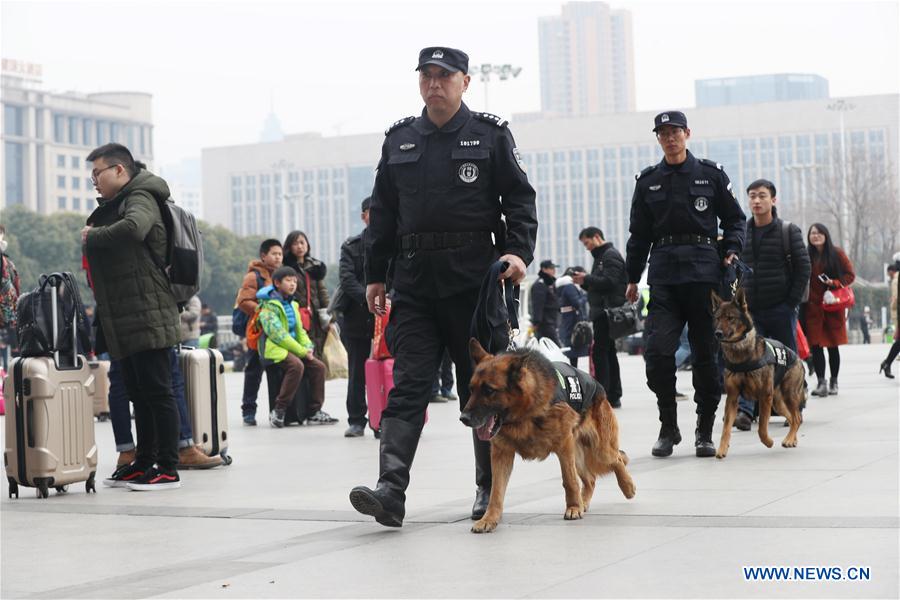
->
<box><xmin>513</xmin><ymin>147</ymin><xmax>526</xmax><ymax>172</ymax></box>
<box><xmin>385</xmin><ymin>116</ymin><xmax>415</xmax><ymax>135</ymax></box>
<box><xmin>699</xmin><ymin>158</ymin><xmax>724</xmax><ymax>171</ymax></box>
<box><xmin>473</xmin><ymin>112</ymin><xmax>508</xmax><ymax>128</ymax></box>
<box><xmin>726</xmin><ymin>181</ymin><xmax>736</xmax><ymax>199</ymax></box>
<box><xmin>635</xmin><ymin>164</ymin><xmax>657</xmax><ymax>181</ymax></box>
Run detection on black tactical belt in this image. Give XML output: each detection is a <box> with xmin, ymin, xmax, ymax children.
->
<box><xmin>399</xmin><ymin>231</ymin><xmax>493</xmax><ymax>250</ymax></box>
<box><xmin>655</xmin><ymin>234</ymin><xmax>716</xmax><ymax>247</ymax></box>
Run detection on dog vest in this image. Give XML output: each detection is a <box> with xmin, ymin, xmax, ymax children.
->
<box><xmin>723</xmin><ymin>338</ymin><xmax>797</xmax><ymax>387</ymax></box>
<box><xmin>550</xmin><ymin>362</ymin><xmax>603</xmax><ymax>413</ymax></box>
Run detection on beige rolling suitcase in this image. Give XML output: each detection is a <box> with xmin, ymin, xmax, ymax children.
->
<box><xmin>179</xmin><ymin>347</ymin><xmax>231</xmax><ymax>464</ymax></box>
<box><xmin>4</xmin><ymin>275</ymin><xmax>98</xmax><ymax>498</ymax></box>
<box><xmin>90</xmin><ymin>360</ymin><xmax>110</xmax><ymax>421</ymax></box>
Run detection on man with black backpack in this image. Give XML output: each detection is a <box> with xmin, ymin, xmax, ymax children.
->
<box><xmin>734</xmin><ymin>179</ymin><xmax>811</xmax><ymax>431</ymax></box>
<box><xmin>82</xmin><ymin>143</ymin><xmax>182</xmax><ymax>491</ymax></box>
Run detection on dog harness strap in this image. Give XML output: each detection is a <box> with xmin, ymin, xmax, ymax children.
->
<box><xmin>723</xmin><ymin>339</ymin><xmax>797</xmax><ymax>386</ymax></box>
<box><xmin>551</xmin><ymin>362</ymin><xmax>601</xmax><ymax>414</ymax></box>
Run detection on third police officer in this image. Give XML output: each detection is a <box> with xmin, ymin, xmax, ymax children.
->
<box><xmin>350</xmin><ymin>46</ymin><xmax>537</xmax><ymax>527</ymax></box>
<box><xmin>624</xmin><ymin>111</ymin><xmax>746</xmax><ymax>458</ymax></box>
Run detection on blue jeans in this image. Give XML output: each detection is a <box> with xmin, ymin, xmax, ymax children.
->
<box><xmin>430</xmin><ymin>349</ymin><xmax>455</xmax><ymax>396</ymax></box>
<box><xmin>108</xmin><ymin>347</ymin><xmax>194</xmax><ymax>452</ymax></box>
<box><xmin>738</xmin><ymin>303</ymin><xmax>798</xmax><ymax>417</ymax></box>
<box><xmin>674</xmin><ymin>325</ymin><xmax>691</xmax><ymax>368</ymax></box>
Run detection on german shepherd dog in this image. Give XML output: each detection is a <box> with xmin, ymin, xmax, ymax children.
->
<box><xmin>712</xmin><ymin>288</ymin><xmax>805</xmax><ymax>459</ymax></box>
<box><xmin>460</xmin><ymin>339</ymin><xmax>635</xmax><ymax>533</ymax></box>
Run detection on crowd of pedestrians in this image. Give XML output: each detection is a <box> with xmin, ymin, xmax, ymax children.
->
<box><xmin>2</xmin><ymin>46</ymin><xmax>897</xmax><ymax>509</ymax></box>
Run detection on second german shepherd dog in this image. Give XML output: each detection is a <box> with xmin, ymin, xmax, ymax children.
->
<box><xmin>460</xmin><ymin>339</ymin><xmax>635</xmax><ymax>533</ymax></box>
<box><xmin>712</xmin><ymin>287</ymin><xmax>805</xmax><ymax>459</ymax></box>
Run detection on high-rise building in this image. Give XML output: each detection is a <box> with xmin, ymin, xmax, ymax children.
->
<box><xmin>1</xmin><ymin>58</ymin><xmax>155</xmax><ymax>215</ymax></box>
<box><xmin>696</xmin><ymin>74</ymin><xmax>830</xmax><ymax>107</ymax></box>
<box><xmin>538</xmin><ymin>2</ymin><xmax>635</xmax><ymax>117</ymax></box>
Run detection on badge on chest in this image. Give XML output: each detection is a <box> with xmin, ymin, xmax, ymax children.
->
<box><xmin>458</xmin><ymin>162</ymin><xmax>479</xmax><ymax>183</ymax></box>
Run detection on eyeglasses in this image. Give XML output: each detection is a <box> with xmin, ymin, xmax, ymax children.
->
<box><xmin>90</xmin><ymin>164</ymin><xmax>120</xmax><ymax>184</ymax></box>
<box><xmin>655</xmin><ymin>128</ymin><xmax>684</xmax><ymax>140</ymax></box>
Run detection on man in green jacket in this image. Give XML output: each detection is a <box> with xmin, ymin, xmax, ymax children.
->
<box><xmin>257</xmin><ymin>266</ymin><xmax>330</xmax><ymax>428</ymax></box>
<box><xmin>83</xmin><ymin>143</ymin><xmax>182</xmax><ymax>491</ymax></box>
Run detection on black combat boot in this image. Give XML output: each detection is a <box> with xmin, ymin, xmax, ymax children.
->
<box><xmin>695</xmin><ymin>413</ymin><xmax>716</xmax><ymax>457</ymax></box>
<box><xmin>471</xmin><ymin>432</ymin><xmax>492</xmax><ymax>520</ymax></box>
<box><xmin>349</xmin><ymin>418</ymin><xmax>421</xmax><ymax>527</ymax></box>
<box><xmin>651</xmin><ymin>406</ymin><xmax>681</xmax><ymax>457</ymax></box>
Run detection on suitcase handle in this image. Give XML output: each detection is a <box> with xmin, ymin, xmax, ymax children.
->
<box><xmin>42</xmin><ymin>273</ymin><xmax>81</xmax><ymax>371</ymax></box>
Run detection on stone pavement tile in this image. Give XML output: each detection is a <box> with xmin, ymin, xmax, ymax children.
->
<box><xmin>533</xmin><ymin>527</ymin><xmax>899</xmax><ymax>599</ymax></box>
<box><xmin>0</xmin><ymin>512</ymin><xmax>343</xmax><ymax>599</ymax></box>
<box><xmin>151</xmin><ymin>523</ymin><xmax>697</xmax><ymax>599</ymax></box>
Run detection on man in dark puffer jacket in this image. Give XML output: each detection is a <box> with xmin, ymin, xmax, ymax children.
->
<box><xmin>734</xmin><ymin>179</ymin><xmax>811</xmax><ymax>430</ymax></box>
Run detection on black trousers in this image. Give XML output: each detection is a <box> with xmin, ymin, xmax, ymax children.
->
<box><xmin>342</xmin><ymin>333</ymin><xmax>371</xmax><ymax>427</ymax></box>
<box><xmin>120</xmin><ymin>347</ymin><xmax>180</xmax><ymax>470</ymax></box>
<box><xmin>644</xmin><ymin>283</ymin><xmax>721</xmax><ymax>419</ymax></box>
<box><xmin>383</xmin><ymin>288</ymin><xmax>480</xmax><ymax>425</ymax></box>
<box><xmin>591</xmin><ymin>314</ymin><xmax>622</xmax><ymax>402</ymax></box>
<box><xmin>241</xmin><ymin>349</ymin><xmax>263</xmax><ymax>416</ymax></box>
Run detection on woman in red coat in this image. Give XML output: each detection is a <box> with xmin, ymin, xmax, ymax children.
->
<box><xmin>801</xmin><ymin>223</ymin><xmax>855</xmax><ymax>397</ymax></box>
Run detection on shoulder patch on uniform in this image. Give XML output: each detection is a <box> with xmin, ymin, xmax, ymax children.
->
<box><xmin>699</xmin><ymin>158</ymin><xmax>723</xmax><ymax>171</ymax></box>
<box><xmin>385</xmin><ymin>116</ymin><xmax>415</xmax><ymax>136</ymax></box>
<box><xmin>635</xmin><ymin>164</ymin><xmax>657</xmax><ymax>181</ymax></box>
<box><xmin>472</xmin><ymin>112</ymin><xmax>508</xmax><ymax>128</ymax></box>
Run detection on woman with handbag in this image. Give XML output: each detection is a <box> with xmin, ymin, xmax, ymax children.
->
<box><xmin>283</xmin><ymin>230</ymin><xmax>332</xmax><ymax>367</ymax></box>
<box><xmin>878</xmin><ymin>260</ymin><xmax>899</xmax><ymax>379</ymax></box>
<box><xmin>802</xmin><ymin>223</ymin><xmax>855</xmax><ymax>397</ymax></box>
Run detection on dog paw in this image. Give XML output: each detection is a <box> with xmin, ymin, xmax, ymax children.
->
<box><xmin>782</xmin><ymin>438</ymin><xmax>797</xmax><ymax>448</ymax></box>
<box><xmin>564</xmin><ymin>506</ymin><xmax>584</xmax><ymax>520</ymax></box>
<box><xmin>715</xmin><ymin>450</ymin><xmax>727</xmax><ymax>459</ymax></box>
<box><xmin>762</xmin><ymin>436</ymin><xmax>774</xmax><ymax>448</ymax></box>
<box><xmin>471</xmin><ymin>518</ymin><xmax>498</xmax><ymax>533</ymax></box>
<box><xmin>621</xmin><ymin>482</ymin><xmax>636</xmax><ymax>499</ymax></box>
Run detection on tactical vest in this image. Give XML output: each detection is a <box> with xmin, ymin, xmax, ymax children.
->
<box><xmin>550</xmin><ymin>362</ymin><xmax>604</xmax><ymax>413</ymax></box>
<box><xmin>723</xmin><ymin>338</ymin><xmax>797</xmax><ymax>386</ymax></box>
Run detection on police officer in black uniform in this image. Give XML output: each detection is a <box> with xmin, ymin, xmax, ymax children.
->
<box><xmin>625</xmin><ymin>111</ymin><xmax>745</xmax><ymax>458</ymax></box>
<box><xmin>349</xmin><ymin>47</ymin><xmax>538</xmax><ymax>527</ymax></box>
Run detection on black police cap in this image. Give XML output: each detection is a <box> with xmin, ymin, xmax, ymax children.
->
<box><xmin>540</xmin><ymin>259</ymin><xmax>559</xmax><ymax>269</ymax></box>
<box><xmin>653</xmin><ymin>111</ymin><xmax>688</xmax><ymax>132</ymax></box>
<box><xmin>417</xmin><ymin>47</ymin><xmax>469</xmax><ymax>74</ymax></box>
<box><xmin>361</xmin><ymin>197</ymin><xmax>371</xmax><ymax>212</ymax></box>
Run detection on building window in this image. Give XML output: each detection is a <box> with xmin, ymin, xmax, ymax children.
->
<box><xmin>4</xmin><ymin>142</ymin><xmax>25</xmax><ymax>205</ymax></box>
<box><xmin>71</xmin><ymin>156</ymin><xmax>80</xmax><ymax>169</ymax></box>
<box><xmin>58</xmin><ymin>196</ymin><xmax>67</xmax><ymax>210</ymax></box>
<box><xmin>3</xmin><ymin>104</ymin><xmax>25</xmax><ymax>136</ymax></box>
<box><xmin>72</xmin><ymin>176</ymin><xmax>80</xmax><ymax>190</ymax></box>
<box><xmin>57</xmin><ymin>175</ymin><xmax>66</xmax><ymax>189</ymax></box>
<box><xmin>96</xmin><ymin>121</ymin><xmax>109</xmax><ymax>145</ymax></box>
<box><xmin>68</xmin><ymin>116</ymin><xmax>78</xmax><ymax>144</ymax></box>
<box><xmin>57</xmin><ymin>155</ymin><xmax>66</xmax><ymax>168</ymax></box>
<box><xmin>109</xmin><ymin>122</ymin><xmax>120</xmax><ymax>144</ymax></box>
<box><xmin>82</xmin><ymin>119</ymin><xmax>93</xmax><ymax>146</ymax></box>
<box><xmin>86</xmin><ymin>177</ymin><xmax>93</xmax><ymax>189</ymax></box>
<box><xmin>73</xmin><ymin>197</ymin><xmax>81</xmax><ymax>211</ymax></box>
<box><xmin>54</xmin><ymin>114</ymin><xmax>65</xmax><ymax>142</ymax></box>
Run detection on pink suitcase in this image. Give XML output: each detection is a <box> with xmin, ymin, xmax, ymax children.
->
<box><xmin>0</xmin><ymin>368</ymin><xmax>5</xmax><ymax>415</ymax></box>
<box><xmin>365</xmin><ymin>358</ymin><xmax>427</xmax><ymax>436</ymax></box>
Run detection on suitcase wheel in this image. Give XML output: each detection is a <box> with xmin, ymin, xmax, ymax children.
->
<box><xmin>35</xmin><ymin>481</ymin><xmax>49</xmax><ymax>499</ymax></box>
<box><xmin>86</xmin><ymin>473</ymin><xmax>96</xmax><ymax>494</ymax></box>
<box><xmin>7</xmin><ymin>477</ymin><xmax>18</xmax><ymax>499</ymax></box>
<box><xmin>55</xmin><ymin>485</ymin><xmax>69</xmax><ymax>494</ymax></box>
<box><xmin>97</xmin><ymin>413</ymin><xmax>110</xmax><ymax>422</ymax></box>
<box><xmin>220</xmin><ymin>452</ymin><xmax>233</xmax><ymax>466</ymax></box>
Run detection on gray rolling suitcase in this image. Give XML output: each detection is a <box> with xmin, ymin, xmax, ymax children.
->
<box><xmin>179</xmin><ymin>347</ymin><xmax>231</xmax><ymax>464</ymax></box>
<box><xmin>4</xmin><ymin>276</ymin><xmax>98</xmax><ymax>498</ymax></box>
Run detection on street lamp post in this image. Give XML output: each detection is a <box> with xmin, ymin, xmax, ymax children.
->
<box><xmin>826</xmin><ymin>99</ymin><xmax>856</xmax><ymax>249</ymax></box>
<box><xmin>468</xmin><ymin>63</ymin><xmax>522</xmax><ymax>113</ymax></box>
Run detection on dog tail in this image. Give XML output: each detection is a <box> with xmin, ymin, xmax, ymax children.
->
<box><xmin>619</xmin><ymin>449</ymin><xmax>629</xmax><ymax>465</ymax></box>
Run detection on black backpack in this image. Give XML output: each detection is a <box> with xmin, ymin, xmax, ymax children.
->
<box><xmin>16</xmin><ymin>272</ymin><xmax>92</xmax><ymax>362</ymax></box>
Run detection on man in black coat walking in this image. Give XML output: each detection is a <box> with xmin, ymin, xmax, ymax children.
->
<box><xmin>339</xmin><ymin>197</ymin><xmax>375</xmax><ymax>438</ymax></box>
<box><xmin>530</xmin><ymin>259</ymin><xmax>561</xmax><ymax>345</ymax></box>
<box><xmin>573</xmin><ymin>227</ymin><xmax>626</xmax><ymax>408</ymax></box>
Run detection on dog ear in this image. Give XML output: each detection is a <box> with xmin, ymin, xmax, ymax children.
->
<box><xmin>710</xmin><ymin>289</ymin><xmax>723</xmax><ymax>312</ymax></box>
<box><xmin>734</xmin><ymin>286</ymin><xmax>747</xmax><ymax>308</ymax></box>
<box><xmin>469</xmin><ymin>338</ymin><xmax>491</xmax><ymax>364</ymax></box>
<box><xmin>506</xmin><ymin>354</ymin><xmax>527</xmax><ymax>391</ymax></box>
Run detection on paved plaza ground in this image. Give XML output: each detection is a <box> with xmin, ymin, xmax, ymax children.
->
<box><xmin>1</xmin><ymin>343</ymin><xmax>898</xmax><ymax>599</ymax></box>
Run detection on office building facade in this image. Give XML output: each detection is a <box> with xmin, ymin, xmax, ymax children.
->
<box><xmin>696</xmin><ymin>74</ymin><xmax>830</xmax><ymax>108</ymax></box>
<box><xmin>202</xmin><ymin>94</ymin><xmax>897</xmax><ymax>271</ymax></box>
<box><xmin>1</xmin><ymin>58</ymin><xmax>154</xmax><ymax>215</ymax></box>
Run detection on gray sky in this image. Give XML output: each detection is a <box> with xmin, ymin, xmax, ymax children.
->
<box><xmin>2</xmin><ymin>0</ymin><xmax>898</xmax><ymax>164</ymax></box>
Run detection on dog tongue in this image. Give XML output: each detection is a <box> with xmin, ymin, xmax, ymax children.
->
<box><xmin>476</xmin><ymin>415</ymin><xmax>496</xmax><ymax>441</ymax></box>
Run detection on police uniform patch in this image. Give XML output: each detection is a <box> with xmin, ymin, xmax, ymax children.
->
<box><xmin>660</xmin><ymin>113</ymin><xmax>670</xmax><ymax>123</ymax></box>
<box><xmin>649</xmin><ymin>184</ymin><xmax>661</xmax><ymax>191</ymax></box>
<box><xmin>458</xmin><ymin>162</ymin><xmax>479</xmax><ymax>183</ymax></box>
<box><xmin>513</xmin><ymin>147</ymin><xmax>526</xmax><ymax>172</ymax></box>
<box><xmin>459</xmin><ymin>139</ymin><xmax>480</xmax><ymax>147</ymax></box>
<box><xmin>385</xmin><ymin>116</ymin><xmax>415</xmax><ymax>135</ymax></box>
<box><xmin>727</xmin><ymin>181</ymin><xmax>736</xmax><ymax>199</ymax></box>
<box><xmin>400</xmin><ymin>143</ymin><xmax>416</xmax><ymax>151</ymax></box>
<box><xmin>694</xmin><ymin>196</ymin><xmax>709</xmax><ymax>211</ymax></box>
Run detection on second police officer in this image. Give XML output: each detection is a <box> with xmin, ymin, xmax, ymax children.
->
<box><xmin>625</xmin><ymin>111</ymin><xmax>746</xmax><ymax>458</ymax></box>
<box><xmin>350</xmin><ymin>47</ymin><xmax>538</xmax><ymax>527</ymax></box>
